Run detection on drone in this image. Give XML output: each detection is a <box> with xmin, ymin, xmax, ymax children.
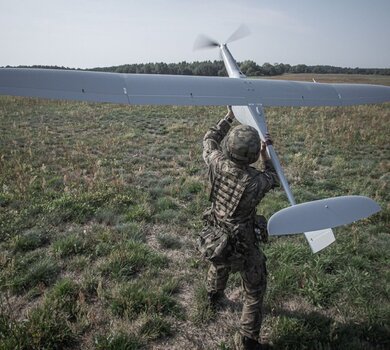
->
<box><xmin>1</xmin><ymin>26</ymin><xmax>389</xmax><ymax>253</ymax></box>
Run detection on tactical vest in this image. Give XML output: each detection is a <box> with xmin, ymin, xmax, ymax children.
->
<box><xmin>209</xmin><ymin>166</ymin><xmax>251</xmax><ymax>220</ymax></box>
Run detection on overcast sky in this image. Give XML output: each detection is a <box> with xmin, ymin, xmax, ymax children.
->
<box><xmin>1</xmin><ymin>0</ymin><xmax>389</xmax><ymax>69</ymax></box>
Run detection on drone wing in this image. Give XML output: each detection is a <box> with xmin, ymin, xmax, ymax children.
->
<box><xmin>0</xmin><ymin>68</ymin><xmax>389</xmax><ymax>107</ymax></box>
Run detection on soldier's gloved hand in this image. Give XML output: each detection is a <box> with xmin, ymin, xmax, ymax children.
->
<box><xmin>255</xmin><ymin>215</ymin><xmax>269</xmax><ymax>243</ymax></box>
<box><xmin>265</xmin><ymin>133</ymin><xmax>272</xmax><ymax>144</ymax></box>
<box><xmin>260</xmin><ymin>133</ymin><xmax>272</xmax><ymax>160</ymax></box>
<box><xmin>259</xmin><ymin>228</ymin><xmax>268</xmax><ymax>243</ymax></box>
<box><xmin>225</xmin><ymin>105</ymin><xmax>235</xmax><ymax>123</ymax></box>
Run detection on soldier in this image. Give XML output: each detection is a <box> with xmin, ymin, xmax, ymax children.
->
<box><xmin>198</xmin><ymin>106</ymin><xmax>279</xmax><ymax>350</ymax></box>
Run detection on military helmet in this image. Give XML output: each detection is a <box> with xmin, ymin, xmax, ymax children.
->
<box><xmin>224</xmin><ymin>125</ymin><xmax>261</xmax><ymax>165</ymax></box>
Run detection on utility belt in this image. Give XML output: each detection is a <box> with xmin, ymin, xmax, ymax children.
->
<box><xmin>196</xmin><ymin>209</ymin><xmax>268</xmax><ymax>264</ymax></box>
<box><xmin>196</xmin><ymin>208</ymin><xmax>237</xmax><ymax>264</ymax></box>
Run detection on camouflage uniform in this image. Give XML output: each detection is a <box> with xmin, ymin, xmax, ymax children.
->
<box><xmin>201</xmin><ymin>117</ymin><xmax>279</xmax><ymax>343</ymax></box>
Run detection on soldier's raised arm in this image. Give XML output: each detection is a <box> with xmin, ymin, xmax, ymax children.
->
<box><xmin>259</xmin><ymin>133</ymin><xmax>279</xmax><ymax>190</ymax></box>
<box><xmin>203</xmin><ymin>106</ymin><xmax>235</xmax><ymax>166</ymax></box>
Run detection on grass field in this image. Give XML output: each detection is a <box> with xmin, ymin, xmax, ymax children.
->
<box><xmin>265</xmin><ymin>73</ymin><xmax>390</xmax><ymax>85</ymax></box>
<box><xmin>0</xmin><ymin>74</ymin><xmax>389</xmax><ymax>349</ymax></box>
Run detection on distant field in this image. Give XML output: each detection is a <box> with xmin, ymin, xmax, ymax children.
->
<box><xmin>0</xmin><ymin>74</ymin><xmax>389</xmax><ymax>349</ymax></box>
<box><xmin>264</xmin><ymin>73</ymin><xmax>390</xmax><ymax>85</ymax></box>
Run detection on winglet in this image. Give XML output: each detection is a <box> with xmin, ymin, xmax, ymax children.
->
<box><xmin>268</xmin><ymin>195</ymin><xmax>381</xmax><ymax>235</ymax></box>
<box><xmin>304</xmin><ymin>228</ymin><xmax>335</xmax><ymax>253</ymax></box>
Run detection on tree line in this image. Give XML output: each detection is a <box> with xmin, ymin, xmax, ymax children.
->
<box><xmin>6</xmin><ymin>60</ymin><xmax>390</xmax><ymax>76</ymax></box>
<box><xmin>91</xmin><ymin>60</ymin><xmax>390</xmax><ymax>76</ymax></box>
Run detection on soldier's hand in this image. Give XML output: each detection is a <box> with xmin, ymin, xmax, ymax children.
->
<box><xmin>255</xmin><ymin>215</ymin><xmax>269</xmax><ymax>243</ymax></box>
<box><xmin>225</xmin><ymin>106</ymin><xmax>235</xmax><ymax>121</ymax></box>
<box><xmin>260</xmin><ymin>228</ymin><xmax>268</xmax><ymax>243</ymax></box>
<box><xmin>264</xmin><ymin>133</ymin><xmax>272</xmax><ymax>145</ymax></box>
<box><xmin>261</xmin><ymin>133</ymin><xmax>272</xmax><ymax>159</ymax></box>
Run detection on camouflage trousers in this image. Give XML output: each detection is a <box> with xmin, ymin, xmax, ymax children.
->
<box><xmin>206</xmin><ymin>243</ymin><xmax>267</xmax><ymax>341</ymax></box>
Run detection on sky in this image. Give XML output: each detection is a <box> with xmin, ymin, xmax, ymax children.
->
<box><xmin>0</xmin><ymin>0</ymin><xmax>389</xmax><ymax>69</ymax></box>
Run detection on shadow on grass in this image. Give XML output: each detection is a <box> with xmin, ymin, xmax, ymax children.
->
<box><xmin>268</xmin><ymin>307</ymin><xmax>389</xmax><ymax>350</ymax></box>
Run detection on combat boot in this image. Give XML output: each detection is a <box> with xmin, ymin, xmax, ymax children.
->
<box><xmin>233</xmin><ymin>332</ymin><xmax>262</xmax><ymax>350</ymax></box>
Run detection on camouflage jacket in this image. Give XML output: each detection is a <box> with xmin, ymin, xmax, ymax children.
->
<box><xmin>203</xmin><ymin>118</ymin><xmax>279</xmax><ymax>228</ymax></box>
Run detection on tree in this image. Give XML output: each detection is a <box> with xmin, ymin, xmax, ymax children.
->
<box><xmin>240</xmin><ymin>60</ymin><xmax>262</xmax><ymax>76</ymax></box>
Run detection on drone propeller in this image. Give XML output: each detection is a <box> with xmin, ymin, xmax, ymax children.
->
<box><xmin>225</xmin><ymin>24</ymin><xmax>251</xmax><ymax>44</ymax></box>
<box><xmin>194</xmin><ymin>24</ymin><xmax>251</xmax><ymax>51</ymax></box>
<box><xmin>193</xmin><ymin>34</ymin><xmax>219</xmax><ymax>50</ymax></box>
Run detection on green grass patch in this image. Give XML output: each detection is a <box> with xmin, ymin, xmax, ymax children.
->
<box><xmin>155</xmin><ymin>196</ymin><xmax>178</xmax><ymax>211</ymax></box>
<box><xmin>95</xmin><ymin>207</ymin><xmax>120</xmax><ymax>226</ymax></box>
<box><xmin>0</xmin><ymin>296</ymin><xmax>78</xmax><ymax>349</ymax></box>
<box><xmin>95</xmin><ymin>332</ymin><xmax>143</xmax><ymax>350</ymax></box>
<box><xmin>46</xmin><ymin>278</ymin><xmax>82</xmax><ymax>319</ymax></box>
<box><xmin>192</xmin><ymin>283</ymin><xmax>215</xmax><ymax>325</ymax></box>
<box><xmin>139</xmin><ymin>314</ymin><xmax>172</xmax><ymax>340</ymax></box>
<box><xmin>109</xmin><ymin>278</ymin><xmax>180</xmax><ymax>318</ymax></box>
<box><xmin>126</xmin><ymin>203</ymin><xmax>152</xmax><ymax>222</ymax></box>
<box><xmin>157</xmin><ymin>233</ymin><xmax>182</xmax><ymax>250</ymax></box>
<box><xmin>179</xmin><ymin>178</ymin><xmax>204</xmax><ymax>199</ymax></box>
<box><xmin>11</xmin><ymin>227</ymin><xmax>50</xmax><ymax>253</ymax></box>
<box><xmin>46</xmin><ymin>193</ymin><xmax>98</xmax><ymax>225</ymax></box>
<box><xmin>153</xmin><ymin>208</ymin><xmax>183</xmax><ymax>223</ymax></box>
<box><xmin>100</xmin><ymin>241</ymin><xmax>168</xmax><ymax>281</ymax></box>
<box><xmin>52</xmin><ymin>231</ymin><xmax>87</xmax><ymax>258</ymax></box>
<box><xmin>8</xmin><ymin>253</ymin><xmax>60</xmax><ymax>293</ymax></box>
<box><xmin>114</xmin><ymin>222</ymin><xmax>145</xmax><ymax>242</ymax></box>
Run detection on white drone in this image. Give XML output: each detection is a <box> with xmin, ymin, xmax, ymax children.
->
<box><xmin>1</xmin><ymin>26</ymin><xmax>388</xmax><ymax>253</ymax></box>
